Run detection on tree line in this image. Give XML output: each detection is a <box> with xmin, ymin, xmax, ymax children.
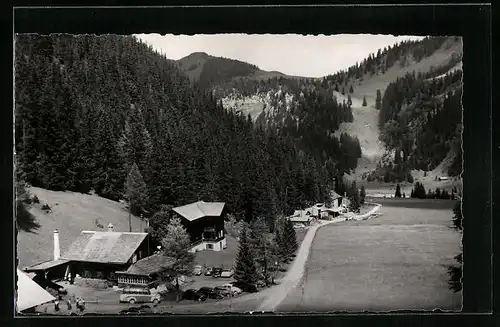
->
<box><xmin>323</xmin><ymin>36</ymin><xmax>450</xmax><ymax>89</ymax></box>
<box><xmin>409</xmin><ymin>182</ymin><xmax>460</xmax><ymax>200</ymax></box>
<box><xmin>14</xmin><ymin>34</ymin><xmax>364</xmax><ymax>230</ymax></box>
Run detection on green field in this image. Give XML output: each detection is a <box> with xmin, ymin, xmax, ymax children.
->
<box><xmin>278</xmin><ymin>199</ymin><xmax>462</xmax><ymax>312</ymax></box>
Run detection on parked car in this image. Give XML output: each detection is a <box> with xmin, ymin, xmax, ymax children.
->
<box><xmin>220</xmin><ymin>269</ymin><xmax>234</xmax><ymax>278</ymax></box>
<box><xmin>198</xmin><ymin>287</ymin><xmax>224</xmax><ymax>299</ymax></box>
<box><xmin>293</xmin><ymin>223</ymin><xmax>306</xmax><ymax>229</ymax></box>
<box><xmin>119</xmin><ymin>305</ymin><xmax>152</xmax><ymax>315</ymax></box>
<box><xmin>231</xmin><ymin>281</ymin><xmax>258</xmax><ymax>293</ymax></box>
<box><xmin>212</xmin><ymin>268</ymin><xmax>223</xmax><ymax>278</ymax></box>
<box><xmin>214</xmin><ymin>285</ymin><xmax>233</xmax><ymax>297</ymax></box>
<box><xmin>256</xmin><ymin>280</ymin><xmax>266</xmax><ymax>288</ymax></box>
<box><xmin>204</xmin><ymin>267</ymin><xmax>213</xmax><ymax>276</ymax></box>
<box><xmin>182</xmin><ymin>289</ymin><xmax>207</xmax><ymax>302</ymax></box>
<box><xmin>215</xmin><ymin>284</ymin><xmax>242</xmax><ymax>296</ymax></box>
<box><xmin>193</xmin><ymin>265</ymin><xmax>203</xmax><ymax>276</ymax></box>
<box><xmin>119</xmin><ymin>287</ymin><xmax>161</xmax><ymax>304</ymax></box>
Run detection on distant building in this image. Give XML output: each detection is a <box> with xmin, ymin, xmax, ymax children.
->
<box><xmin>172</xmin><ymin>201</ymin><xmax>227</xmax><ymax>252</ymax></box>
<box><xmin>115</xmin><ymin>253</ymin><xmax>174</xmax><ymax>289</ymax></box>
<box><xmin>289</xmin><ymin>210</ymin><xmax>314</xmax><ymax>225</ymax></box>
<box><xmin>438</xmin><ymin>176</ymin><xmax>450</xmax><ymax>181</ymax></box>
<box><xmin>331</xmin><ymin>191</ymin><xmax>348</xmax><ymax>212</ymax></box>
<box><xmin>24</xmin><ymin>224</ymin><xmax>154</xmax><ymax>284</ymax></box>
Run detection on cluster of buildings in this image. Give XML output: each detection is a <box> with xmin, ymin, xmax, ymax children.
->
<box><xmin>17</xmin><ymin>201</ymin><xmax>228</xmax><ymax>312</ymax></box>
<box><xmin>17</xmin><ymin>191</ymin><xmax>350</xmax><ymax>312</ymax></box>
<box><xmin>287</xmin><ymin>191</ymin><xmax>349</xmax><ymax>226</ymax></box>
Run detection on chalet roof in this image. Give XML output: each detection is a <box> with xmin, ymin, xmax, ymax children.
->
<box><xmin>116</xmin><ymin>254</ymin><xmax>175</xmax><ymax>276</ymax></box>
<box><xmin>289</xmin><ymin>215</ymin><xmax>312</xmax><ymax>222</ymax></box>
<box><xmin>16</xmin><ymin>269</ymin><xmax>55</xmax><ymax>312</ymax></box>
<box><xmin>331</xmin><ymin>191</ymin><xmax>343</xmax><ymax>200</ymax></box>
<box><xmin>24</xmin><ymin>259</ymin><xmax>70</xmax><ymax>273</ymax></box>
<box><xmin>61</xmin><ymin>231</ymin><xmax>148</xmax><ymax>264</ymax></box>
<box><xmin>172</xmin><ymin>201</ymin><xmax>225</xmax><ymax>222</ymax></box>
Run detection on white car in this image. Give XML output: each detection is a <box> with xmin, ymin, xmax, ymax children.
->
<box><xmin>218</xmin><ymin>283</ymin><xmax>242</xmax><ymax>296</ymax></box>
<box><xmin>119</xmin><ymin>287</ymin><xmax>161</xmax><ymax>304</ymax></box>
<box><xmin>220</xmin><ymin>269</ymin><xmax>234</xmax><ymax>278</ymax></box>
<box><xmin>193</xmin><ymin>265</ymin><xmax>203</xmax><ymax>276</ymax></box>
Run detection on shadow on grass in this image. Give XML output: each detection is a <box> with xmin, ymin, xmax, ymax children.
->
<box><xmin>16</xmin><ymin>200</ymin><xmax>41</xmax><ymax>233</ymax></box>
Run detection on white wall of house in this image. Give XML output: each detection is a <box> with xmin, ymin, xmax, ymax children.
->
<box><xmin>188</xmin><ymin>237</ymin><xmax>227</xmax><ymax>253</ymax></box>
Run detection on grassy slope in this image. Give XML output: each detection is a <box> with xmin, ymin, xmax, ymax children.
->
<box><xmin>16</xmin><ymin>187</ymin><xmax>144</xmax><ymax>269</ymax></box>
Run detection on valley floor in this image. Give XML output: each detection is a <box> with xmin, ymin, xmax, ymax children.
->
<box><xmin>277</xmin><ymin>198</ymin><xmax>462</xmax><ymax>312</ymax></box>
<box><xmin>28</xmin><ymin>197</ymin><xmax>461</xmax><ymax>315</ymax></box>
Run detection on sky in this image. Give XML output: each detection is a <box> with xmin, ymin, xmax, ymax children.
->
<box><xmin>135</xmin><ymin>34</ymin><xmax>424</xmax><ymax>78</ymax></box>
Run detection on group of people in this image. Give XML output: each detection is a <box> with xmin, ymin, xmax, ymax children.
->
<box><xmin>53</xmin><ymin>295</ymin><xmax>85</xmax><ymax>313</ymax></box>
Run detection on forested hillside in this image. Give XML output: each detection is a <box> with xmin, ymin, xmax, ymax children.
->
<box><xmin>322</xmin><ymin>36</ymin><xmax>452</xmax><ymax>89</ymax></box>
<box><xmin>14</xmin><ymin>34</ymin><xmax>362</xmax><ymax>227</ymax></box>
<box><xmin>316</xmin><ymin>35</ymin><xmax>462</xmax><ymax>182</ymax></box>
<box><xmin>176</xmin><ymin>52</ymin><xmax>262</xmax><ymax>90</ymax></box>
<box><xmin>213</xmin><ymin>76</ymin><xmax>361</xmax><ymax>174</ymax></box>
<box><xmin>372</xmin><ymin>68</ymin><xmax>463</xmax><ymax>181</ymax></box>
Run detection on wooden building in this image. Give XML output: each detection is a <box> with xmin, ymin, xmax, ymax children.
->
<box><xmin>172</xmin><ymin>201</ymin><xmax>227</xmax><ymax>252</ymax></box>
<box><xmin>115</xmin><ymin>253</ymin><xmax>174</xmax><ymax>289</ymax></box>
<box><xmin>25</xmin><ymin>224</ymin><xmax>154</xmax><ymax>284</ymax></box>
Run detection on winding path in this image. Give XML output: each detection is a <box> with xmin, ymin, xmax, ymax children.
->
<box><xmin>257</xmin><ymin>204</ymin><xmax>381</xmax><ymax>312</ymax></box>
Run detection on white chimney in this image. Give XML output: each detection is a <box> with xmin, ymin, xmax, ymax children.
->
<box><xmin>53</xmin><ymin>230</ymin><xmax>60</xmax><ymax>261</ymax></box>
<box><xmin>108</xmin><ymin>223</ymin><xmax>114</xmax><ymax>232</ymax></box>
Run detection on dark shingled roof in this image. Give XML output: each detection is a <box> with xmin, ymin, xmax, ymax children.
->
<box><xmin>24</xmin><ymin>259</ymin><xmax>70</xmax><ymax>272</ymax></box>
<box><xmin>61</xmin><ymin>231</ymin><xmax>148</xmax><ymax>264</ymax></box>
<box><xmin>116</xmin><ymin>254</ymin><xmax>175</xmax><ymax>276</ymax></box>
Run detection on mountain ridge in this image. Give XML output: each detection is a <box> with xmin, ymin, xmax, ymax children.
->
<box><xmin>188</xmin><ymin>36</ymin><xmax>462</xmax><ymax>183</ymax></box>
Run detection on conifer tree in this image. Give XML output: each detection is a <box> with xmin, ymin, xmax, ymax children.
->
<box><xmin>348</xmin><ymin>182</ymin><xmax>361</xmax><ymax>213</ymax></box>
<box><xmin>347</xmin><ymin>94</ymin><xmax>353</xmax><ymax>107</ymax></box>
<box><xmin>435</xmin><ymin>188</ymin><xmax>441</xmax><ymax>199</ymax></box>
<box><xmin>160</xmin><ymin>217</ymin><xmax>195</xmax><ymax>298</ymax></box>
<box><xmin>234</xmin><ymin>224</ymin><xmax>259</xmax><ymax>288</ymax></box>
<box><xmin>148</xmin><ymin>204</ymin><xmax>174</xmax><ymax>243</ymax></box>
<box><xmin>452</xmin><ymin>199</ymin><xmax>463</xmax><ymax>230</ymax></box>
<box><xmin>349</xmin><ymin>84</ymin><xmax>354</xmax><ymax>93</ymax></box>
<box><xmin>283</xmin><ymin>218</ymin><xmax>298</xmax><ymax>256</ymax></box>
<box><xmin>124</xmin><ymin>162</ymin><xmax>148</xmax><ymax>231</ymax></box>
<box><xmin>360</xmin><ymin>185</ymin><xmax>366</xmax><ymax>205</ymax></box>
<box><xmin>375</xmin><ymin>90</ymin><xmax>382</xmax><ymax>110</ymax></box>
<box><xmin>395</xmin><ymin>183</ymin><xmax>402</xmax><ymax>198</ymax></box>
<box><xmin>249</xmin><ymin>217</ymin><xmax>274</xmax><ymax>286</ymax></box>
<box><xmin>362</xmin><ymin>95</ymin><xmax>367</xmax><ymax>106</ymax></box>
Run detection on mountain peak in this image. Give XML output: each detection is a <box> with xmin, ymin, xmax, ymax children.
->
<box><xmin>182</xmin><ymin>52</ymin><xmax>210</xmax><ymax>60</ymax></box>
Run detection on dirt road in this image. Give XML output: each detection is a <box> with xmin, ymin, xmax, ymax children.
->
<box><xmin>257</xmin><ymin>214</ymin><xmax>367</xmax><ymax>312</ymax></box>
